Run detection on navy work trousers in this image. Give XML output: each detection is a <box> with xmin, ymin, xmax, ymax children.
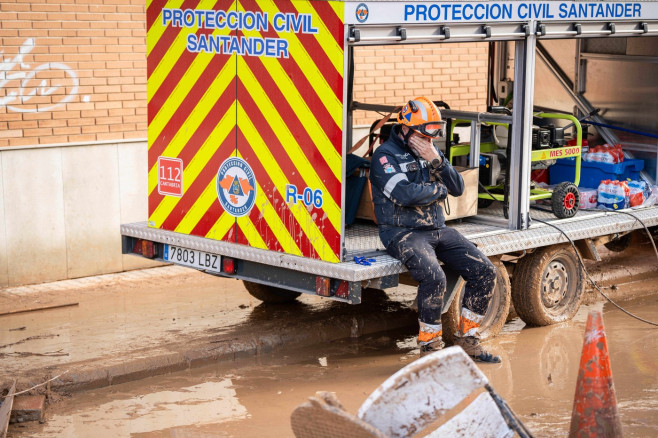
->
<box><xmin>384</xmin><ymin>227</ymin><xmax>496</xmax><ymax>325</ymax></box>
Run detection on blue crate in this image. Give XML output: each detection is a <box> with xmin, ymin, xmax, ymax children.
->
<box><xmin>550</xmin><ymin>157</ymin><xmax>644</xmax><ymax>189</ymax></box>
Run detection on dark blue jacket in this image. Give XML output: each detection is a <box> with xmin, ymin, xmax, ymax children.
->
<box><xmin>369</xmin><ymin>125</ymin><xmax>464</xmax><ymax>245</ymax></box>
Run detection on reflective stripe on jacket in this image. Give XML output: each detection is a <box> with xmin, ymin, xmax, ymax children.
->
<box><xmin>369</xmin><ymin>125</ymin><xmax>464</xmax><ymax>233</ymax></box>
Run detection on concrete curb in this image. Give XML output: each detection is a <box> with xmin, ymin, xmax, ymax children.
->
<box><xmin>15</xmin><ymin>305</ymin><xmax>418</xmax><ymax>395</ymax></box>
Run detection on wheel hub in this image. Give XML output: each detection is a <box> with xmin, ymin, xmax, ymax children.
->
<box><xmin>541</xmin><ymin>261</ymin><xmax>569</xmax><ymax>307</ymax></box>
<box><xmin>564</xmin><ymin>192</ymin><xmax>576</xmax><ymax>210</ymax></box>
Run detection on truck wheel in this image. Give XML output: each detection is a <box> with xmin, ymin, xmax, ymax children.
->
<box><xmin>442</xmin><ymin>257</ymin><xmax>511</xmax><ymax>344</ymax></box>
<box><xmin>511</xmin><ymin>245</ymin><xmax>585</xmax><ymax>326</ymax></box>
<box><xmin>552</xmin><ymin>182</ymin><xmax>579</xmax><ymax>219</ymax></box>
<box><xmin>243</xmin><ymin>281</ymin><xmax>301</xmax><ymax>304</ymax></box>
<box><xmin>604</xmin><ymin>232</ymin><xmax>633</xmax><ymax>252</ymax></box>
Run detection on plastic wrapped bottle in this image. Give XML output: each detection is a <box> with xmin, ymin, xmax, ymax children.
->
<box><xmin>597</xmin><ymin>180</ymin><xmax>629</xmax><ymax>210</ymax></box>
<box><xmin>628</xmin><ymin>180</ymin><xmax>650</xmax><ymax>207</ymax></box>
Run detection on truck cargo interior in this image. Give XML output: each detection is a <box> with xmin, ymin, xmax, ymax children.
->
<box><xmin>343</xmin><ymin>35</ymin><xmax>658</xmax><ymax>262</ymax></box>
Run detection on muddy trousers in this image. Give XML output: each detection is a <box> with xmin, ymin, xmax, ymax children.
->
<box><xmin>384</xmin><ymin>227</ymin><xmax>496</xmax><ymax>340</ymax></box>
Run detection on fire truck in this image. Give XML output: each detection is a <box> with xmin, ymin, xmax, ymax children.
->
<box><xmin>123</xmin><ymin>1</ymin><xmax>658</xmax><ymax>340</ymax></box>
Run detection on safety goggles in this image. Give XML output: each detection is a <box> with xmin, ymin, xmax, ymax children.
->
<box><xmin>411</xmin><ymin>120</ymin><xmax>446</xmax><ymax>138</ymax></box>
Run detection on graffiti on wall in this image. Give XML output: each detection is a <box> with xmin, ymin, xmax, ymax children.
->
<box><xmin>0</xmin><ymin>38</ymin><xmax>88</xmax><ymax>113</ymax></box>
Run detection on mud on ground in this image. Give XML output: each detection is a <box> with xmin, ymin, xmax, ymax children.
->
<box><xmin>1</xmin><ymin>230</ymin><xmax>656</xmax><ymax>437</ymax></box>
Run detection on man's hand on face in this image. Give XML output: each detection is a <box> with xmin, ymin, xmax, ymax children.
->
<box><xmin>408</xmin><ymin>132</ymin><xmax>441</xmax><ymax>163</ymax></box>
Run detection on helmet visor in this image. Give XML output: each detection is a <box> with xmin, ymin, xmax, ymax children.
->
<box><xmin>412</xmin><ymin>121</ymin><xmax>446</xmax><ymax>138</ymax></box>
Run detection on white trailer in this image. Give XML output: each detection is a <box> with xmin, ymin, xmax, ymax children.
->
<box><xmin>123</xmin><ymin>1</ymin><xmax>658</xmax><ymax>339</ymax></box>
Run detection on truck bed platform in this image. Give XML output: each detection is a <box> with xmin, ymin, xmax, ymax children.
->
<box><xmin>121</xmin><ymin>205</ymin><xmax>658</xmax><ymax>283</ymax></box>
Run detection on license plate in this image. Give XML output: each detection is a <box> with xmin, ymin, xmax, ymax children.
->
<box><xmin>164</xmin><ymin>245</ymin><xmax>221</xmax><ymax>274</ymax></box>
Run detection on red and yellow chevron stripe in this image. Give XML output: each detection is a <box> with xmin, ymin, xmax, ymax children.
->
<box><xmin>147</xmin><ymin>0</ymin><xmax>344</xmax><ymax>262</ymax></box>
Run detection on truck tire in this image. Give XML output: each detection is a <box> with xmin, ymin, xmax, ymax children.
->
<box><xmin>604</xmin><ymin>232</ymin><xmax>633</xmax><ymax>252</ymax></box>
<box><xmin>442</xmin><ymin>257</ymin><xmax>511</xmax><ymax>344</ymax></box>
<box><xmin>243</xmin><ymin>281</ymin><xmax>301</xmax><ymax>304</ymax></box>
<box><xmin>511</xmin><ymin>244</ymin><xmax>585</xmax><ymax>326</ymax></box>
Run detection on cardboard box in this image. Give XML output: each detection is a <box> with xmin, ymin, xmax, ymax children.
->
<box><xmin>444</xmin><ymin>167</ymin><xmax>479</xmax><ymax>221</ymax></box>
<box><xmin>356</xmin><ymin>167</ymin><xmax>479</xmax><ymax>222</ymax></box>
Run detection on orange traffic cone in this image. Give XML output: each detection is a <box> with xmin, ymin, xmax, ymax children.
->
<box><xmin>568</xmin><ymin>310</ymin><xmax>622</xmax><ymax>437</ymax></box>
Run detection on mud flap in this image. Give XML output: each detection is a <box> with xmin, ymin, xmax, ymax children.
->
<box><xmin>403</xmin><ymin>267</ymin><xmax>463</xmax><ymax>313</ymax></box>
<box><xmin>441</xmin><ymin>267</ymin><xmax>466</xmax><ymax>314</ymax></box>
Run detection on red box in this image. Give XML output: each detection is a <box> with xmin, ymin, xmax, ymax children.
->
<box><xmin>157</xmin><ymin>156</ymin><xmax>183</xmax><ymax>197</ymax></box>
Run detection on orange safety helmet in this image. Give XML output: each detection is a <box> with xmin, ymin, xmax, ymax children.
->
<box><xmin>397</xmin><ymin>97</ymin><xmax>445</xmax><ymax>138</ymax></box>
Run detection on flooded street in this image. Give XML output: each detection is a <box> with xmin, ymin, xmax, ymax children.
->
<box><xmin>9</xmin><ymin>292</ymin><xmax>657</xmax><ymax>438</ymax></box>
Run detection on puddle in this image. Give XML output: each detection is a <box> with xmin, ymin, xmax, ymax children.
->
<box><xmin>10</xmin><ymin>296</ymin><xmax>658</xmax><ymax>437</ymax></box>
<box><xmin>0</xmin><ymin>273</ymin><xmax>384</xmax><ymax>375</ymax></box>
<box><xmin>16</xmin><ymin>379</ymin><xmax>247</xmax><ymax>436</ymax></box>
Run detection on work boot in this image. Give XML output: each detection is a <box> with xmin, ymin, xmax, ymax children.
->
<box><xmin>454</xmin><ymin>336</ymin><xmax>501</xmax><ymax>363</ymax></box>
<box><xmin>419</xmin><ymin>339</ymin><xmax>445</xmax><ymax>357</ymax></box>
<box><xmin>418</xmin><ymin>321</ymin><xmax>443</xmax><ymax>357</ymax></box>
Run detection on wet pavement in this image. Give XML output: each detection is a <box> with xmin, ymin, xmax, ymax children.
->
<box><xmin>1</xmin><ymin>238</ymin><xmax>656</xmax><ymax>388</ymax></box>
<box><xmin>2</xmin><ymin>238</ymin><xmax>657</xmax><ymax>437</ymax></box>
<box><xmin>6</xmin><ymin>294</ymin><xmax>658</xmax><ymax>437</ymax></box>
<box><xmin>0</xmin><ymin>266</ymin><xmax>417</xmax><ymax>392</ymax></box>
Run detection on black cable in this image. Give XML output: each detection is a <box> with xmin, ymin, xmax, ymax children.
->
<box><xmin>529</xmin><ymin>204</ymin><xmax>658</xmax><ymax>264</ymax></box>
<box><xmin>480</xmin><ymin>181</ymin><xmax>658</xmax><ymax>326</ymax></box>
<box><xmin>478</xmin><ymin>181</ymin><xmax>498</xmax><ymax>202</ymax></box>
<box><xmin>604</xmin><ymin>209</ymin><xmax>658</xmax><ymax>262</ymax></box>
<box><xmin>486</xmin><ymin>384</ymin><xmax>534</xmax><ymax>438</ymax></box>
<box><xmin>478</xmin><ymin>181</ymin><xmax>508</xmax><ymax>213</ymax></box>
<box><xmin>531</xmin><ymin>215</ymin><xmax>658</xmax><ymax>327</ymax></box>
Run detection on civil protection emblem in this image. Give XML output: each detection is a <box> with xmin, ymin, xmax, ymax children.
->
<box><xmin>355</xmin><ymin>3</ymin><xmax>369</xmax><ymax>23</ymax></box>
<box><xmin>216</xmin><ymin>157</ymin><xmax>257</xmax><ymax>217</ymax></box>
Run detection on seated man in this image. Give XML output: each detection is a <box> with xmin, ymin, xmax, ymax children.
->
<box><xmin>369</xmin><ymin>96</ymin><xmax>500</xmax><ymax>363</ymax></box>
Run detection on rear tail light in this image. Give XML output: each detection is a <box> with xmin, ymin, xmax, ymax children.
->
<box><xmin>335</xmin><ymin>281</ymin><xmax>349</xmax><ymax>299</ymax></box>
<box><xmin>222</xmin><ymin>257</ymin><xmax>237</xmax><ymax>274</ymax></box>
<box><xmin>132</xmin><ymin>239</ymin><xmax>156</xmax><ymax>258</ymax></box>
<box><xmin>315</xmin><ymin>278</ymin><xmax>350</xmax><ymax>299</ymax></box>
<box><xmin>316</xmin><ymin>276</ymin><xmax>331</xmax><ymax>296</ymax></box>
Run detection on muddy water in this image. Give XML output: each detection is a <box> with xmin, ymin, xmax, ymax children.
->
<box><xmin>9</xmin><ymin>294</ymin><xmax>657</xmax><ymax>438</ymax></box>
<box><xmin>0</xmin><ymin>268</ymin><xmax>342</xmax><ymax>376</ymax></box>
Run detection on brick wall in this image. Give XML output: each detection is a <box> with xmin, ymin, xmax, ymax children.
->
<box><xmin>0</xmin><ymin>0</ymin><xmax>146</xmax><ymax>147</ymax></box>
<box><xmin>0</xmin><ymin>2</ymin><xmax>488</xmax><ymax>147</ymax></box>
<box><xmin>352</xmin><ymin>42</ymin><xmax>489</xmax><ymax>126</ymax></box>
